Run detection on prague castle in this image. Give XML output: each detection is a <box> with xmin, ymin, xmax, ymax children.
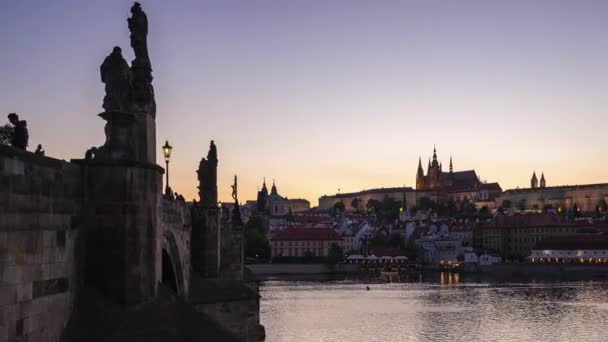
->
<box><xmin>415</xmin><ymin>146</ymin><xmax>502</xmax><ymax>202</ymax></box>
<box><xmin>319</xmin><ymin>146</ymin><xmax>608</xmax><ymax>215</ymax></box>
<box><xmin>319</xmin><ymin>146</ymin><xmax>502</xmax><ymax>210</ymax></box>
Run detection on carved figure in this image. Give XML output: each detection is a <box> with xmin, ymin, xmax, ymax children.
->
<box><xmin>231</xmin><ymin>175</ymin><xmax>238</xmax><ymax>203</ymax></box>
<box><xmin>7</xmin><ymin>113</ymin><xmax>28</xmax><ymax>150</ymax></box>
<box><xmin>128</xmin><ymin>2</ymin><xmax>149</xmax><ymax>67</ymax></box>
<box><xmin>100</xmin><ymin>47</ymin><xmax>131</xmax><ymax>111</ymax></box>
<box><xmin>34</xmin><ymin>144</ymin><xmax>44</xmax><ymax>156</ymax></box>
<box><xmin>197</xmin><ymin>141</ymin><xmax>218</xmax><ymax>207</ymax></box>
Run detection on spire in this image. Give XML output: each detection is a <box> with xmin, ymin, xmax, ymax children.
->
<box><xmin>449</xmin><ymin>155</ymin><xmax>453</xmax><ymax>173</ymax></box>
<box><xmin>531</xmin><ymin>171</ymin><xmax>538</xmax><ymax>189</ymax></box>
<box><xmin>261</xmin><ymin>177</ymin><xmax>268</xmax><ymax>193</ymax></box>
<box><xmin>417</xmin><ymin>157</ymin><xmax>424</xmax><ymax>176</ymax></box>
<box><xmin>540</xmin><ymin>172</ymin><xmax>546</xmax><ymax>188</ymax></box>
<box><xmin>431</xmin><ymin>145</ymin><xmax>439</xmax><ymax>168</ymax></box>
<box><xmin>271</xmin><ymin>178</ymin><xmax>278</xmax><ymax>195</ymax></box>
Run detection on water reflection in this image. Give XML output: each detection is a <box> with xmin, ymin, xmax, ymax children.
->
<box><xmin>439</xmin><ymin>272</ymin><xmax>460</xmax><ymax>285</ymax></box>
<box><xmin>260</xmin><ymin>277</ymin><xmax>608</xmax><ymax>342</ymax></box>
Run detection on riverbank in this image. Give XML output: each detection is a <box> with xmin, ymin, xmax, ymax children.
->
<box><xmin>249</xmin><ymin>263</ymin><xmax>608</xmax><ymax>282</ymax></box>
<box><xmin>248</xmin><ymin>263</ymin><xmax>358</xmax><ymax>276</ymax></box>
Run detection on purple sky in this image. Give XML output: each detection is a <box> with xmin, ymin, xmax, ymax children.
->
<box><xmin>2</xmin><ymin>0</ymin><xmax>608</xmax><ymax>204</ymax></box>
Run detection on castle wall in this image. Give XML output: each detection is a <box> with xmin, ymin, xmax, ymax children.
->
<box><xmin>496</xmin><ymin>185</ymin><xmax>608</xmax><ymax>213</ymax></box>
<box><xmin>0</xmin><ymin>146</ymin><xmax>82</xmax><ymax>342</ymax></box>
<box><xmin>319</xmin><ymin>190</ymin><xmax>417</xmax><ymax>211</ymax></box>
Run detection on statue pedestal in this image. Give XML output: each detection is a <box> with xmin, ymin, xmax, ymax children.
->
<box><xmin>98</xmin><ymin>111</ymin><xmax>136</xmax><ymax>160</ymax></box>
<box><xmin>97</xmin><ymin>110</ymin><xmax>156</xmax><ymax>163</ymax></box>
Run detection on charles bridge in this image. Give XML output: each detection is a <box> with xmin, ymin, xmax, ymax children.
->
<box><xmin>0</xmin><ymin>3</ymin><xmax>263</xmax><ymax>341</ymax></box>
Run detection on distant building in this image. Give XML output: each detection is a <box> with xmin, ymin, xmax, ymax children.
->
<box><xmin>529</xmin><ymin>236</ymin><xmax>608</xmax><ymax>263</ymax></box>
<box><xmin>254</xmin><ymin>179</ymin><xmax>310</xmax><ymax>216</ymax></box>
<box><xmin>416</xmin><ymin>146</ymin><xmax>502</xmax><ymax>202</ymax></box>
<box><xmin>269</xmin><ymin>227</ymin><xmax>343</xmax><ymax>257</ymax></box>
<box><xmin>496</xmin><ymin>175</ymin><xmax>608</xmax><ymax>214</ymax></box>
<box><xmin>480</xmin><ymin>213</ymin><xmax>603</xmax><ymax>259</ymax></box>
<box><xmin>318</xmin><ymin>146</ymin><xmax>501</xmax><ymax>210</ymax></box>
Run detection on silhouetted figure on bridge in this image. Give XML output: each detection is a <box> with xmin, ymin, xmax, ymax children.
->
<box><xmin>7</xmin><ymin>113</ymin><xmax>28</xmax><ymax>150</ymax></box>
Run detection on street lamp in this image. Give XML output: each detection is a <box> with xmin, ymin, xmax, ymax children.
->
<box><xmin>162</xmin><ymin>140</ymin><xmax>172</xmax><ymax>195</ymax></box>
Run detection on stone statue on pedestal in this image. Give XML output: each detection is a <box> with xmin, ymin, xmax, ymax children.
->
<box><xmin>100</xmin><ymin>47</ymin><xmax>131</xmax><ymax>112</ymax></box>
<box><xmin>128</xmin><ymin>2</ymin><xmax>149</xmax><ymax>68</ymax></box>
<box><xmin>197</xmin><ymin>141</ymin><xmax>218</xmax><ymax>208</ymax></box>
<box><xmin>231</xmin><ymin>175</ymin><xmax>242</xmax><ymax>224</ymax></box>
<box><xmin>128</xmin><ymin>2</ymin><xmax>155</xmax><ymax>117</ymax></box>
<box><xmin>95</xmin><ymin>2</ymin><xmax>156</xmax><ymax>162</ymax></box>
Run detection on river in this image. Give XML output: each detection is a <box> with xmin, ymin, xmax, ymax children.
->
<box><xmin>260</xmin><ymin>273</ymin><xmax>608</xmax><ymax>342</ymax></box>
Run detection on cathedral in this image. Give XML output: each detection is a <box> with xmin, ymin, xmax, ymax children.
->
<box><xmin>416</xmin><ymin>146</ymin><xmax>502</xmax><ymax>202</ymax></box>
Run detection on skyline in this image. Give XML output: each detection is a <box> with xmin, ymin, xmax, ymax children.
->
<box><xmin>2</xmin><ymin>0</ymin><xmax>608</xmax><ymax>205</ymax></box>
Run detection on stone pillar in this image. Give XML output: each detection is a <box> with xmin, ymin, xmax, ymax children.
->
<box><xmin>220</xmin><ymin>219</ymin><xmax>244</xmax><ymax>280</ymax></box>
<box><xmin>81</xmin><ymin>161</ymin><xmax>162</xmax><ymax>306</ymax></box>
<box><xmin>204</xmin><ymin>208</ymin><xmax>221</xmax><ymax>277</ymax></box>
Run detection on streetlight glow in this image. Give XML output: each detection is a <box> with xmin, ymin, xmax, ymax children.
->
<box><xmin>162</xmin><ymin>140</ymin><xmax>173</xmax><ymax>195</ymax></box>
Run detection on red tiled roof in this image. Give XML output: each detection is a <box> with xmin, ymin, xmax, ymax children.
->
<box><xmin>271</xmin><ymin>227</ymin><xmax>342</xmax><ymax>241</ymax></box>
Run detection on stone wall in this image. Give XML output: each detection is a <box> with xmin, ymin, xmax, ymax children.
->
<box><xmin>159</xmin><ymin>198</ymin><xmax>192</xmax><ymax>298</ymax></box>
<box><xmin>0</xmin><ymin>145</ymin><xmax>82</xmax><ymax>342</ymax></box>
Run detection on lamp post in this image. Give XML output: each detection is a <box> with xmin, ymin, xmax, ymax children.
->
<box><xmin>162</xmin><ymin>140</ymin><xmax>172</xmax><ymax>195</ymax></box>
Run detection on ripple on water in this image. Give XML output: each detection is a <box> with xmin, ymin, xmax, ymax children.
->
<box><xmin>261</xmin><ymin>280</ymin><xmax>608</xmax><ymax>342</ymax></box>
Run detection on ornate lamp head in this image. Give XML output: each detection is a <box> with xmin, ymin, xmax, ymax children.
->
<box><xmin>162</xmin><ymin>140</ymin><xmax>172</xmax><ymax>162</ymax></box>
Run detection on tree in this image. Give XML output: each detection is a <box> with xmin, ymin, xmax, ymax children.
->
<box><xmin>417</xmin><ymin>197</ymin><xmax>436</xmax><ymax>212</ymax></box>
<box><xmin>326</xmin><ymin>243</ymin><xmax>344</xmax><ymax>269</ymax></box>
<box><xmin>500</xmin><ymin>200</ymin><xmax>511</xmax><ymax>209</ymax></box>
<box><xmin>244</xmin><ymin>214</ymin><xmax>270</xmax><ymax>261</ymax></box>
<box><xmin>366</xmin><ymin>199</ymin><xmax>377</xmax><ymax>211</ymax></box>
<box><xmin>333</xmin><ymin>201</ymin><xmax>345</xmax><ymax>213</ymax></box>
<box><xmin>479</xmin><ymin>205</ymin><xmax>490</xmax><ymax>216</ymax></box>
<box><xmin>389</xmin><ymin>233</ymin><xmax>405</xmax><ymax>249</ymax></box>
<box><xmin>572</xmin><ymin>203</ymin><xmax>581</xmax><ymax>217</ymax></box>
<box><xmin>517</xmin><ymin>199</ymin><xmax>527</xmax><ymax>211</ymax></box>
<box><xmin>370</xmin><ymin>232</ymin><xmax>389</xmax><ymax>247</ymax></box>
<box><xmin>351</xmin><ymin>197</ymin><xmax>360</xmax><ymax>211</ymax></box>
<box><xmin>0</xmin><ymin>124</ymin><xmax>13</xmax><ymax>146</ymax></box>
<box><xmin>596</xmin><ymin>199</ymin><xmax>607</xmax><ymax>217</ymax></box>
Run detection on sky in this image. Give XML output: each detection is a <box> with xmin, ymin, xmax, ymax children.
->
<box><xmin>2</xmin><ymin>0</ymin><xmax>608</xmax><ymax>205</ymax></box>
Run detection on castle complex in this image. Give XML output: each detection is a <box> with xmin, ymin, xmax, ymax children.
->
<box><xmin>319</xmin><ymin>146</ymin><xmax>608</xmax><ymax>215</ymax></box>
<box><xmin>415</xmin><ymin>146</ymin><xmax>502</xmax><ymax>202</ymax></box>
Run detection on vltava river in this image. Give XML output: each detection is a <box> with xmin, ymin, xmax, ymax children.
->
<box><xmin>260</xmin><ymin>274</ymin><xmax>608</xmax><ymax>342</ymax></box>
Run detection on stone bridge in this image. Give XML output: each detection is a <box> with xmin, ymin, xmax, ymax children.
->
<box><xmin>0</xmin><ymin>2</ymin><xmax>262</xmax><ymax>341</ymax></box>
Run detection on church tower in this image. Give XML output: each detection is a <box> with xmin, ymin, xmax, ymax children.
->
<box><xmin>531</xmin><ymin>171</ymin><xmax>538</xmax><ymax>189</ymax></box>
<box><xmin>416</xmin><ymin>157</ymin><xmax>426</xmax><ymax>190</ymax></box>
<box><xmin>449</xmin><ymin>156</ymin><xmax>453</xmax><ymax>173</ymax></box>
<box><xmin>271</xmin><ymin>179</ymin><xmax>278</xmax><ymax>195</ymax></box>
<box><xmin>540</xmin><ymin>172</ymin><xmax>546</xmax><ymax>188</ymax></box>
<box><xmin>428</xmin><ymin>145</ymin><xmax>441</xmax><ymax>189</ymax></box>
<box><xmin>256</xmin><ymin>178</ymin><xmax>269</xmax><ymax>212</ymax></box>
